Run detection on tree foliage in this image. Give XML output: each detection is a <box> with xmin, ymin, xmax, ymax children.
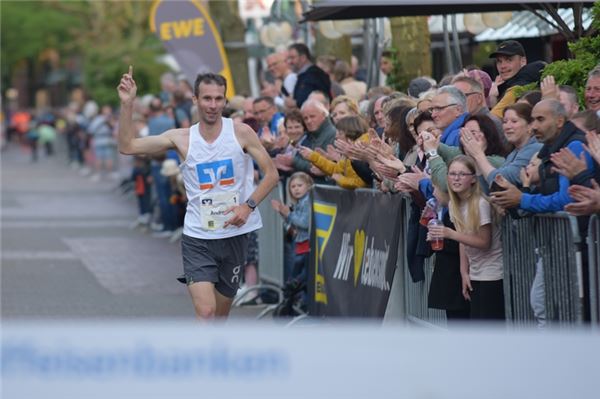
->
<box><xmin>1</xmin><ymin>0</ymin><xmax>170</xmax><ymax>107</ymax></box>
<box><xmin>542</xmin><ymin>2</ymin><xmax>600</xmax><ymax>105</ymax></box>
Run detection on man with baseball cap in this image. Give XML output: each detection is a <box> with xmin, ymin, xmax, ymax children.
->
<box><xmin>489</xmin><ymin>40</ymin><xmax>546</xmax><ymax>118</ymax></box>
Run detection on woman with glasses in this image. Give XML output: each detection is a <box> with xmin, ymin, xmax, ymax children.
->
<box><xmin>427</xmin><ymin>155</ymin><xmax>505</xmax><ymax>320</ymax></box>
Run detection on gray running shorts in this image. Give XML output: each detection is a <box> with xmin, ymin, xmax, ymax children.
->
<box><xmin>180</xmin><ymin>233</ymin><xmax>249</xmax><ymax>298</ymax></box>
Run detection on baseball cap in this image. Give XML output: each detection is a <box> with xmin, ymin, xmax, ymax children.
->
<box><xmin>489</xmin><ymin>40</ymin><xmax>525</xmax><ymax>58</ymax></box>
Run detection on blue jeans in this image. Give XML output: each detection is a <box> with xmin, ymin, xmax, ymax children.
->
<box><xmin>530</xmin><ymin>249</ymin><xmax>546</xmax><ymax>328</ymax></box>
<box><xmin>151</xmin><ymin>164</ymin><xmax>177</xmax><ymax>231</ymax></box>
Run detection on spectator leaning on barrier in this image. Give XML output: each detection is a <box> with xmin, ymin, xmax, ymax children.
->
<box><xmin>298</xmin><ymin>115</ymin><xmax>369</xmax><ymax>190</ymax></box>
<box><xmin>286</xmin><ymin>43</ymin><xmax>332</xmax><ymax>109</ymax></box>
<box><xmin>428</xmin><ymin>155</ymin><xmax>505</xmax><ymax>320</ymax></box>
<box><xmin>491</xmin><ymin>99</ymin><xmax>594</xmax><ymax>213</ymax></box>
<box><xmin>271</xmin><ymin>171</ymin><xmax>314</xmax><ymax>285</ymax></box>
<box><xmin>490</xmin><ymin>100</ymin><xmax>595</xmax><ymax>324</ymax></box>
<box><xmin>427</xmin><ymin>183</ymin><xmax>471</xmax><ymax>322</ymax></box>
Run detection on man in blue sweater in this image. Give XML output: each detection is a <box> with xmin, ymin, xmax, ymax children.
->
<box><xmin>491</xmin><ymin>99</ymin><xmax>593</xmax><ymax>212</ymax></box>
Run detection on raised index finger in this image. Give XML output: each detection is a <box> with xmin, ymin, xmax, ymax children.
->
<box><xmin>128</xmin><ymin>65</ymin><xmax>133</xmax><ymax>77</ymax></box>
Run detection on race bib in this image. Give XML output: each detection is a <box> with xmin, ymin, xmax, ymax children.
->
<box><xmin>200</xmin><ymin>191</ymin><xmax>239</xmax><ymax>230</ymax></box>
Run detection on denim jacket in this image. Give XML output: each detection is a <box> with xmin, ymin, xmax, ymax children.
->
<box><xmin>287</xmin><ymin>194</ymin><xmax>310</xmax><ymax>243</ymax></box>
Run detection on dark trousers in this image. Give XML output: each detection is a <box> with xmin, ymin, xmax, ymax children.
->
<box><xmin>470</xmin><ymin>279</ymin><xmax>505</xmax><ymax>321</ymax></box>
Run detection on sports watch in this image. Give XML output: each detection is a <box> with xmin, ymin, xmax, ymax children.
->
<box><xmin>425</xmin><ymin>149</ymin><xmax>438</xmax><ymax>159</ymax></box>
<box><xmin>245</xmin><ymin>198</ymin><xmax>257</xmax><ymax>211</ymax></box>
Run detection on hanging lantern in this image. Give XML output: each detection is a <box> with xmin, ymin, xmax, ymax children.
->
<box><xmin>463</xmin><ymin>13</ymin><xmax>488</xmax><ymax>34</ymax></box>
<box><xmin>259</xmin><ymin>24</ymin><xmax>276</xmax><ymax>48</ymax></box>
<box><xmin>318</xmin><ymin>20</ymin><xmax>343</xmax><ymax>39</ymax></box>
<box><xmin>481</xmin><ymin>12</ymin><xmax>513</xmax><ymax>29</ymax></box>
<box><xmin>332</xmin><ymin>19</ymin><xmax>363</xmax><ymax>36</ymax></box>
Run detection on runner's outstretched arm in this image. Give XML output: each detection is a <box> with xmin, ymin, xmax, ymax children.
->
<box><xmin>117</xmin><ymin>66</ymin><xmax>175</xmax><ymax>156</ymax></box>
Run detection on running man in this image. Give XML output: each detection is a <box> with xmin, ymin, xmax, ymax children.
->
<box><xmin>117</xmin><ymin>67</ymin><xmax>279</xmax><ymax>320</ymax></box>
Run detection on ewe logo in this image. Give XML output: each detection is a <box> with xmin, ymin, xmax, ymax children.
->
<box><xmin>196</xmin><ymin>159</ymin><xmax>235</xmax><ymax>190</ymax></box>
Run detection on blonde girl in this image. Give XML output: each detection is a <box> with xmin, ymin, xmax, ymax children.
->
<box><xmin>427</xmin><ymin>155</ymin><xmax>505</xmax><ymax>320</ymax></box>
<box><xmin>271</xmin><ymin>172</ymin><xmax>314</xmax><ymax>282</ymax></box>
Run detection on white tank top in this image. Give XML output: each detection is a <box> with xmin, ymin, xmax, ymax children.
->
<box><xmin>181</xmin><ymin>118</ymin><xmax>262</xmax><ymax>239</ymax></box>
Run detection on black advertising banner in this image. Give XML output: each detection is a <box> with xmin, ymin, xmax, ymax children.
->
<box><xmin>150</xmin><ymin>0</ymin><xmax>235</xmax><ymax>98</ymax></box>
<box><xmin>309</xmin><ymin>186</ymin><xmax>403</xmax><ymax>317</ymax></box>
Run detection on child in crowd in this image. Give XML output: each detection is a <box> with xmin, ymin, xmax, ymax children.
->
<box><xmin>427</xmin><ymin>184</ymin><xmax>470</xmax><ymax>323</ymax></box>
<box><xmin>427</xmin><ymin>155</ymin><xmax>505</xmax><ymax>320</ymax></box>
<box><xmin>271</xmin><ymin>172</ymin><xmax>314</xmax><ymax>291</ymax></box>
<box><xmin>298</xmin><ymin>115</ymin><xmax>368</xmax><ymax>189</ymax></box>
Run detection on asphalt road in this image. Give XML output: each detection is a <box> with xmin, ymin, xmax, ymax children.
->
<box><xmin>1</xmin><ymin>140</ymin><xmax>263</xmax><ymax>320</ymax></box>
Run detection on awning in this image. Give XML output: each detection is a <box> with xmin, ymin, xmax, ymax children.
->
<box><xmin>303</xmin><ymin>0</ymin><xmax>595</xmax><ymax>21</ymax></box>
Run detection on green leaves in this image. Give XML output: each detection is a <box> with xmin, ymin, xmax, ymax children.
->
<box><xmin>1</xmin><ymin>0</ymin><xmax>169</xmax><ymax>107</ymax></box>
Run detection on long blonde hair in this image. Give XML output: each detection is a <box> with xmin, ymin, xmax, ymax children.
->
<box><xmin>447</xmin><ymin>155</ymin><xmax>482</xmax><ymax>233</ymax></box>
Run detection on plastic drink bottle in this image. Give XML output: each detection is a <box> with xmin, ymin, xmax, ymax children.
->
<box><xmin>419</xmin><ymin>198</ymin><xmax>438</xmax><ymax>226</ymax></box>
<box><xmin>427</xmin><ymin>218</ymin><xmax>444</xmax><ymax>251</ymax></box>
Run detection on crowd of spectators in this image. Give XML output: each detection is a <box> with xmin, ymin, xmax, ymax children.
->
<box><xmin>4</xmin><ymin>38</ymin><xmax>599</xmax><ymax>321</ymax></box>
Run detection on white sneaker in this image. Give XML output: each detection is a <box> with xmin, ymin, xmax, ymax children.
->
<box><xmin>150</xmin><ymin>222</ymin><xmax>164</xmax><ymax>232</ymax></box>
<box><xmin>129</xmin><ymin>215</ymin><xmax>149</xmax><ymax>230</ymax></box>
<box><xmin>79</xmin><ymin>167</ymin><xmax>91</xmax><ymax>176</ymax></box>
<box><xmin>169</xmin><ymin>227</ymin><xmax>184</xmax><ymax>243</ymax></box>
<box><xmin>152</xmin><ymin>230</ymin><xmax>174</xmax><ymax>238</ymax></box>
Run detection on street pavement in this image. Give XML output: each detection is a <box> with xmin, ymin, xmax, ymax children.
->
<box><xmin>1</xmin><ymin>141</ymin><xmax>263</xmax><ymax>320</ymax></box>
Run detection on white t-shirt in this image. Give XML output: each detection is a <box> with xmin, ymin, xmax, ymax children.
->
<box><xmin>459</xmin><ymin>197</ymin><xmax>503</xmax><ymax>281</ymax></box>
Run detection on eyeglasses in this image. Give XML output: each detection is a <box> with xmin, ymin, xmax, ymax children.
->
<box><xmin>430</xmin><ymin>103</ymin><xmax>458</xmax><ymax>113</ymax></box>
<box><xmin>448</xmin><ymin>172</ymin><xmax>475</xmax><ymax>179</ymax></box>
<box><xmin>464</xmin><ymin>92</ymin><xmax>480</xmax><ymax>97</ymax></box>
<box><xmin>254</xmin><ymin>107</ymin><xmax>271</xmax><ymax>114</ymax></box>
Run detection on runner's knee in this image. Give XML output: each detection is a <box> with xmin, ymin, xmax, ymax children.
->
<box><xmin>195</xmin><ymin>304</ymin><xmax>216</xmax><ymax>320</ymax></box>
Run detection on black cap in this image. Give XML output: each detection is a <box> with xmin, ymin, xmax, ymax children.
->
<box><xmin>489</xmin><ymin>40</ymin><xmax>525</xmax><ymax>58</ymax></box>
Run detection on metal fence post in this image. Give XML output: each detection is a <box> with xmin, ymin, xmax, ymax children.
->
<box><xmin>587</xmin><ymin>214</ymin><xmax>600</xmax><ymax>327</ymax></box>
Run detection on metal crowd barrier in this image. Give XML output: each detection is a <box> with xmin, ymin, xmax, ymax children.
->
<box><xmin>398</xmin><ymin>197</ymin><xmax>447</xmax><ymax>328</ymax></box>
<box><xmin>239</xmin><ymin>184</ymin><xmax>591</xmax><ymax>326</ymax></box>
<box><xmin>502</xmin><ymin>213</ymin><xmax>583</xmax><ymax>326</ymax></box>
<box><xmin>233</xmin><ymin>183</ymin><xmax>285</xmax><ymax>310</ymax></box>
<box><xmin>587</xmin><ymin>214</ymin><xmax>600</xmax><ymax>326</ymax></box>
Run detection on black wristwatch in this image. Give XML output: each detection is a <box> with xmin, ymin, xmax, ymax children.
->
<box><xmin>245</xmin><ymin>198</ymin><xmax>257</xmax><ymax>211</ymax></box>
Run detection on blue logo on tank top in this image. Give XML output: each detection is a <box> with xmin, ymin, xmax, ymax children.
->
<box><xmin>196</xmin><ymin>159</ymin><xmax>235</xmax><ymax>190</ymax></box>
